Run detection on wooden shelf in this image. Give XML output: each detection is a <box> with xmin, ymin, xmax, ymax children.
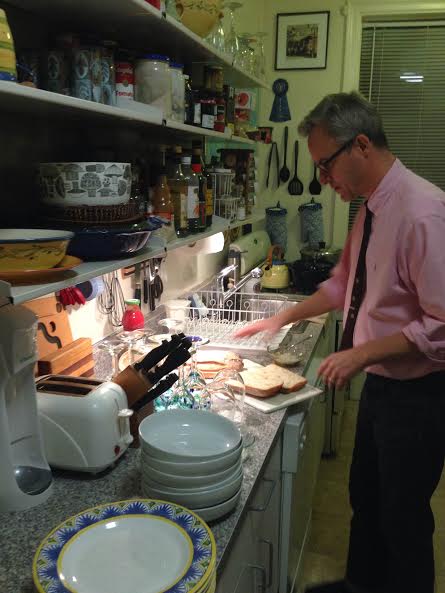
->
<box><xmin>0</xmin><ymin>213</ymin><xmax>265</xmax><ymax>304</ymax></box>
<box><xmin>7</xmin><ymin>0</ymin><xmax>268</xmax><ymax>89</ymax></box>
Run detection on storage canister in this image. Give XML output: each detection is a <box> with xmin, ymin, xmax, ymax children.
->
<box><xmin>0</xmin><ymin>9</ymin><xmax>16</xmax><ymax>81</ymax></box>
<box><xmin>298</xmin><ymin>197</ymin><xmax>324</xmax><ymax>247</ymax></box>
<box><xmin>71</xmin><ymin>46</ymin><xmax>103</xmax><ymax>103</ymax></box>
<box><xmin>101</xmin><ymin>41</ymin><xmax>117</xmax><ymax>106</ymax></box>
<box><xmin>115</xmin><ymin>56</ymin><xmax>134</xmax><ymax>106</ymax></box>
<box><xmin>170</xmin><ymin>62</ymin><xmax>185</xmax><ymax>122</ymax></box>
<box><xmin>265</xmin><ymin>201</ymin><xmax>288</xmax><ymax>253</ymax></box>
<box><xmin>135</xmin><ymin>54</ymin><xmax>172</xmax><ymax>119</ymax></box>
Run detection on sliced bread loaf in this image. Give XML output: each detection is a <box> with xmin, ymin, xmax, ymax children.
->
<box><xmin>263</xmin><ymin>363</ymin><xmax>307</xmax><ymax>393</ymax></box>
<box><xmin>239</xmin><ymin>367</ymin><xmax>283</xmax><ymax>398</ymax></box>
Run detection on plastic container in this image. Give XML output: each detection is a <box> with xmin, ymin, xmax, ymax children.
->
<box><xmin>122</xmin><ymin>299</ymin><xmax>145</xmax><ymax>331</ymax></box>
<box><xmin>170</xmin><ymin>62</ymin><xmax>185</xmax><ymax>122</ymax></box>
<box><xmin>135</xmin><ymin>54</ymin><xmax>172</xmax><ymax>119</ymax></box>
<box><xmin>164</xmin><ymin>299</ymin><xmax>191</xmax><ymax>322</ymax></box>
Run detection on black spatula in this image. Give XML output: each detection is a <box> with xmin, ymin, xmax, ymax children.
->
<box><xmin>288</xmin><ymin>140</ymin><xmax>303</xmax><ymax>195</ymax></box>
<box><xmin>279</xmin><ymin>125</ymin><xmax>290</xmax><ymax>183</ymax></box>
<box><xmin>308</xmin><ymin>163</ymin><xmax>322</xmax><ymax>195</ymax></box>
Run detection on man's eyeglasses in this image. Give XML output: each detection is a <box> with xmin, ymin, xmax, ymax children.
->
<box><xmin>315</xmin><ymin>137</ymin><xmax>355</xmax><ymax>175</ymax></box>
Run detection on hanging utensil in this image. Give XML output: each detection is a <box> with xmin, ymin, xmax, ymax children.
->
<box><xmin>266</xmin><ymin>141</ymin><xmax>279</xmax><ymax>188</ymax></box>
<box><xmin>288</xmin><ymin>140</ymin><xmax>304</xmax><ymax>196</ymax></box>
<box><xmin>143</xmin><ymin>262</ymin><xmax>148</xmax><ymax>305</ymax></box>
<box><xmin>134</xmin><ymin>263</ymin><xmax>141</xmax><ymax>303</ymax></box>
<box><xmin>279</xmin><ymin>125</ymin><xmax>290</xmax><ymax>183</ymax></box>
<box><xmin>308</xmin><ymin>163</ymin><xmax>322</xmax><ymax>195</ymax></box>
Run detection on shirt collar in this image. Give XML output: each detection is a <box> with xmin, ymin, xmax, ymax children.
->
<box><xmin>366</xmin><ymin>158</ymin><xmax>404</xmax><ymax>216</ymax></box>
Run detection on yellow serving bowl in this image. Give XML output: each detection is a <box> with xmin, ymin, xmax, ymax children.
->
<box><xmin>0</xmin><ymin>229</ymin><xmax>75</xmax><ymax>271</ymax></box>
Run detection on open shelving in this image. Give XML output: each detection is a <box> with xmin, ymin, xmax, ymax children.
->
<box><xmin>0</xmin><ymin>211</ymin><xmax>265</xmax><ymax>305</ymax></box>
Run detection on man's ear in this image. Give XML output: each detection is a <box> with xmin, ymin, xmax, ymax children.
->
<box><xmin>356</xmin><ymin>133</ymin><xmax>371</xmax><ymax>155</ymax></box>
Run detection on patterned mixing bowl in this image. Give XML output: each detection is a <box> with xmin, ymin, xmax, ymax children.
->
<box><xmin>39</xmin><ymin>162</ymin><xmax>132</xmax><ymax>207</ymax></box>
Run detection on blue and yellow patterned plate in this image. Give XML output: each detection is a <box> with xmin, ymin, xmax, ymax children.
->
<box><xmin>33</xmin><ymin>498</ymin><xmax>216</xmax><ymax>593</ymax></box>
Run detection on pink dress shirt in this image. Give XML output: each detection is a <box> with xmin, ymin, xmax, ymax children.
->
<box><xmin>321</xmin><ymin>158</ymin><xmax>445</xmax><ymax>379</ymax></box>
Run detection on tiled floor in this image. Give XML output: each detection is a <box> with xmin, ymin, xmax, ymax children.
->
<box><xmin>301</xmin><ymin>399</ymin><xmax>445</xmax><ymax>592</ymax></box>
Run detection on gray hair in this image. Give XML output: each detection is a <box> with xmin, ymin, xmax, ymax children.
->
<box><xmin>298</xmin><ymin>91</ymin><xmax>388</xmax><ymax>148</ymax></box>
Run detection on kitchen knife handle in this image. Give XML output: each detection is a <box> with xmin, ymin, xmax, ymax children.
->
<box><xmin>146</xmin><ymin>346</ymin><xmax>191</xmax><ymax>385</ymax></box>
<box><xmin>131</xmin><ymin>373</ymin><xmax>178</xmax><ymax>412</ymax></box>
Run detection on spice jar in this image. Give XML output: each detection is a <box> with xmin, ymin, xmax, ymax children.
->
<box><xmin>135</xmin><ymin>53</ymin><xmax>172</xmax><ymax>119</ymax></box>
<box><xmin>122</xmin><ymin>299</ymin><xmax>144</xmax><ymax>331</ymax></box>
<box><xmin>200</xmin><ymin>93</ymin><xmax>217</xmax><ymax>130</ymax></box>
<box><xmin>169</xmin><ymin>62</ymin><xmax>185</xmax><ymax>122</ymax></box>
<box><xmin>214</xmin><ymin>94</ymin><xmax>226</xmax><ymax>133</ymax></box>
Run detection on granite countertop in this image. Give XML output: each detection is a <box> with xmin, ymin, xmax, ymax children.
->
<box><xmin>0</xmin><ymin>322</ymin><xmax>324</xmax><ymax>593</ymax></box>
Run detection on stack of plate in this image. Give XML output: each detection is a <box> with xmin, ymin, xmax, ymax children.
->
<box><xmin>139</xmin><ymin>409</ymin><xmax>243</xmax><ymax>522</ymax></box>
<box><xmin>33</xmin><ymin>498</ymin><xmax>217</xmax><ymax>593</ymax></box>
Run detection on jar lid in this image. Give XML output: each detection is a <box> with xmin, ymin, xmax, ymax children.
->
<box><xmin>181</xmin><ymin>156</ymin><xmax>192</xmax><ymax>164</ymax></box>
<box><xmin>266</xmin><ymin>201</ymin><xmax>287</xmax><ymax>216</ymax></box>
<box><xmin>125</xmin><ymin>298</ymin><xmax>140</xmax><ymax>306</ymax></box>
<box><xmin>170</xmin><ymin>62</ymin><xmax>184</xmax><ymax>69</ymax></box>
<box><xmin>141</xmin><ymin>53</ymin><xmax>170</xmax><ymax>62</ymax></box>
<box><xmin>298</xmin><ymin>199</ymin><xmax>322</xmax><ymax>212</ymax></box>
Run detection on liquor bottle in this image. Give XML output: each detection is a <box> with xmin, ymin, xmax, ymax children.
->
<box><xmin>182</xmin><ymin>156</ymin><xmax>199</xmax><ymax>234</ymax></box>
<box><xmin>191</xmin><ymin>163</ymin><xmax>207</xmax><ymax>232</ymax></box>
<box><xmin>204</xmin><ymin>162</ymin><xmax>214</xmax><ymax>227</ymax></box>
<box><xmin>152</xmin><ymin>149</ymin><xmax>174</xmax><ymax>232</ymax></box>
<box><xmin>168</xmin><ymin>146</ymin><xmax>189</xmax><ymax>238</ymax></box>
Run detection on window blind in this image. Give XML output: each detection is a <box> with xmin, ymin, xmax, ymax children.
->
<box><xmin>348</xmin><ymin>22</ymin><xmax>445</xmax><ymax>230</ymax></box>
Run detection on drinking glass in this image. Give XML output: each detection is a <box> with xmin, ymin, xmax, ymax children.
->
<box><xmin>97</xmin><ymin>338</ymin><xmax>125</xmax><ymax>380</ymax></box>
<box><xmin>159</xmin><ymin>317</ymin><xmax>182</xmax><ymax>335</ymax></box>
<box><xmin>254</xmin><ymin>31</ymin><xmax>267</xmax><ymax>79</ymax></box>
<box><xmin>225</xmin><ymin>2</ymin><xmax>243</xmax><ymax>57</ymax></box>
<box><xmin>118</xmin><ymin>329</ymin><xmax>147</xmax><ymax>365</ymax></box>
<box><xmin>207</xmin><ymin>367</ymin><xmax>255</xmax><ymax>448</ymax></box>
<box><xmin>206</xmin><ymin>12</ymin><xmax>226</xmax><ymax>52</ymax></box>
<box><xmin>184</xmin><ymin>335</ymin><xmax>209</xmax><ymax>388</ymax></box>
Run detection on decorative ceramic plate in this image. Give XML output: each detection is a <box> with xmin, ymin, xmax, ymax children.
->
<box><xmin>0</xmin><ymin>255</ymin><xmax>82</xmax><ymax>285</ymax></box>
<box><xmin>33</xmin><ymin>498</ymin><xmax>216</xmax><ymax>593</ymax></box>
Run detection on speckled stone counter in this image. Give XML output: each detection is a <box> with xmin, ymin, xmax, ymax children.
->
<box><xmin>0</xmin><ymin>323</ymin><xmax>323</xmax><ymax>593</ymax></box>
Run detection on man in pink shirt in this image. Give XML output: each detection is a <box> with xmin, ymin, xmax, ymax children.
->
<box><xmin>235</xmin><ymin>92</ymin><xmax>445</xmax><ymax>593</ymax></box>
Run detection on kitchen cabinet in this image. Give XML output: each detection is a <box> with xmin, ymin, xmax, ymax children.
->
<box><xmin>216</xmin><ymin>434</ymin><xmax>283</xmax><ymax>593</ymax></box>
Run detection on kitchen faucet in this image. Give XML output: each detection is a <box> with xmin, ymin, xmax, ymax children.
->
<box><xmin>216</xmin><ymin>265</ymin><xmax>264</xmax><ymax>306</ymax></box>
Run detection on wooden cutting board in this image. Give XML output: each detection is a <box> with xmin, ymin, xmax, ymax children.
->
<box><xmin>24</xmin><ymin>296</ymin><xmax>73</xmax><ymax>359</ymax></box>
<box><xmin>37</xmin><ymin>338</ymin><xmax>95</xmax><ymax>378</ymax></box>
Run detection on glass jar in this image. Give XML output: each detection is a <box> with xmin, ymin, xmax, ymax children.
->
<box><xmin>135</xmin><ymin>53</ymin><xmax>172</xmax><ymax>119</ymax></box>
<box><xmin>170</xmin><ymin>62</ymin><xmax>185</xmax><ymax>122</ymax></box>
<box><xmin>122</xmin><ymin>299</ymin><xmax>144</xmax><ymax>331</ymax></box>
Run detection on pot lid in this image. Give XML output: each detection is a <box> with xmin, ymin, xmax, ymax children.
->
<box><xmin>300</xmin><ymin>241</ymin><xmax>341</xmax><ymax>259</ymax></box>
<box><xmin>266</xmin><ymin>200</ymin><xmax>287</xmax><ymax>216</ymax></box>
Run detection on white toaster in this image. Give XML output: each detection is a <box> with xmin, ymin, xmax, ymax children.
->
<box><xmin>36</xmin><ymin>375</ymin><xmax>133</xmax><ymax>473</ymax></box>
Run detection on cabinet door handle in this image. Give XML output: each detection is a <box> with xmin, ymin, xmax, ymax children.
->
<box><xmin>232</xmin><ymin>564</ymin><xmax>267</xmax><ymax>593</ymax></box>
<box><xmin>249</xmin><ymin>478</ymin><xmax>276</xmax><ymax>512</ymax></box>
<box><xmin>259</xmin><ymin>538</ymin><xmax>274</xmax><ymax>588</ymax></box>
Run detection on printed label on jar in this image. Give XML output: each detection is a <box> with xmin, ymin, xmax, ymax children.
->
<box><xmin>187</xmin><ymin>186</ymin><xmax>199</xmax><ymax>218</ymax></box>
<box><xmin>115</xmin><ymin>61</ymin><xmax>134</xmax><ymax>100</ymax></box>
<box><xmin>202</xmin><ymin>114</ymin><xmax>215</xmax><ymax>129</ymax></box>
<box><xmin>205</xmin><ymin>189</ymin><xmax>213</xmax><ymax>216</ymax></box>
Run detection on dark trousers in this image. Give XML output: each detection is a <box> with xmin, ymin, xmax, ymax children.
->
<box><xmin>346</xmin><ymin>371</ymin><xmax>445</xmax><ymax>593</ymax></box>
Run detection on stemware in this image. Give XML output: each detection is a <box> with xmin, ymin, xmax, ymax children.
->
<box><xmin>159</xmin><ymin>317</ymin><xmax>183</xmax><ymax>335</ymax></box>
<box><xmin>117</xmin><ymin>329</ymin><xmax>147</xmax><ymax>366</ymax></box>
<box><xmin>235</xmin><ymin>33</ymin><xmax>251</xmax><ymax>70</ymax></box>
<box><xmin>206</xmin><ymin>10</ymin><xmax>226</xmax><ymax>52</ymax></box>
<box><xmin>97</xmin><ymin>338</ymin><xmax>125</xmax><ymax>380</ymax></box>
<box><xmin>225</xmin><ymin>2</ymin><xmax>243</xmax><ymax>57</ymax></box>
<box><xmin>184</xmin><ymin>335</ymin><xmax>209</xmax><ymax>388</ymax></box>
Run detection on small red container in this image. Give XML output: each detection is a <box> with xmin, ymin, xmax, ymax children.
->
<box><xmin>122</xmin><ymin>299</ymin><xmax>144</xmax><ymax>331</ymax></box>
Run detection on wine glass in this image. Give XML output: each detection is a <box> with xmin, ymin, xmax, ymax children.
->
<box><xmin>167</xmin><ymin>364</ymin><xmax>197</xmax><ymax>410</ymax></box>
<box><xmin>184</xmin><ymin>335</ymin><xmax>209</xmax><ymax>388</ymax></box>
<box><xmin>159</xmin><ymin>317</ymin><xmax>183</xmax><ymax>335</ymax></box>
<box><xmin>225</xmin><ymin>2</ymin><xmax>243</xmax><ymax>57</ymax></box>
<box><xmin>117</xmin><ymin>329</ymin><xmax>146</xmax><ymax>365</ymax></box>
<box><xmin>97</xmin><ymin>338</ymin><xmax>125</xmax><ymax>380</ymax></box>
<box><xmin>206</xmin><ymin>11</ymin><xmax>226</xmax><ymax>52</ymax></box>
<box><xmin>207</xmin><ymin>367</ymin><xmax>255</xmax><ymax>448</ymax></box>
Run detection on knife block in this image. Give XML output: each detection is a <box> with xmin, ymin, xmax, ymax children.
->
<box><xmin>113</xmin><ymin>365</ymin><xmax>154</xmax><ymax>447</ymax></box>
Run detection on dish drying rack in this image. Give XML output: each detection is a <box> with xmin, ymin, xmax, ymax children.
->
<box><xmin>183</xmin><ymin>290</ymin><xmax>294</xmax><ymax>351</ymax></box>
<box><xmin>210</xmin><ymin>170</ymin><xmax>239</xmax><ymax>222</ymax></box>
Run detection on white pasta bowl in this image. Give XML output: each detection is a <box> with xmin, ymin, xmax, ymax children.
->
<box><xmin>192</xmin><ymin>488</ymin><xmax>242</xmax><ymax>522</ymax></box>
<box><xmin>142</xmin><ymin>468</ymin><xmax>243</xmax><ymax>509</ymax></box>
<box><xmin>39</xmin><ymin>162</ymin><xmax>132</xmax><ymax>207</ymax></box>
<box><xmin>139</xmin><ymin>441</ymin><xmax>243</xmax><ymax>476</ymax></box>
<box><xmin>139</xmin><ymin>409</ymin><xmax>242</xmax><ymax>462</ymax></box>
<box><xmin>141</xmin><ymin>454</ymin><xmax>242</xmax><ymax>488</ymax></box>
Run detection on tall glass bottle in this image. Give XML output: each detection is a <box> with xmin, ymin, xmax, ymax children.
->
<box><xmin>152</xmin><ymin>150</ymin><xmax>174</xmax><ymax>233</ymax></box>
<box><xmin>191</xmin><ymin>162</ymin><xmax>207</xmax><ymax>232</ymax></box>
<box><xmin>169</xmin><ymin>146</ymin><xmax>189</xmax><ymax>238</ymax></box>
<box><xmin>182</xmin><ymin>155</ymin><xmax>199</xmax><ymax>234</ymax></box>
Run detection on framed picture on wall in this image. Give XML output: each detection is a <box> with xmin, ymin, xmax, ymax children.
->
<box><xmin>275</xmin><ymin>11</ymin><xmax>330</xmax><ymax>70</ymax></box>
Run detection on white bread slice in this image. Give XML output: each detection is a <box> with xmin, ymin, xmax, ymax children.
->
<box><xmin>263</xmin><ymin>364</ymin><xmax>307</xmax><ymax>393</ymax></box>
<box><xmin>239</xmin><ymin>367</ymin><xmax>283</xmax><ymax>398</ymax></box>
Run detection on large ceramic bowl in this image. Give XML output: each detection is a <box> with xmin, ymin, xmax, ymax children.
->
<box><xmin>0</xmin><ymin>229</ymin><xmax>74</xmax><ymax>271</ymax></box>
<box><xmin>139</xmin><ymin>409</ymin><xmax>241</xmax><ymax>462</ymax></box>
<box><xmin>176</xmin><ymin>0</ymin><xmax>222</xmax><ymax>38</ymax></box>
<box><xmin>39</xmin><ymin>162</ymin><xmax>132</xmax><ymax>207</ymax></box>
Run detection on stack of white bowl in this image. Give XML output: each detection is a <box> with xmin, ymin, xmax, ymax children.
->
<box><xmin>139</xmin><ymin>409</ymin><xmax>243</xmax><ymax>522</ymax></box>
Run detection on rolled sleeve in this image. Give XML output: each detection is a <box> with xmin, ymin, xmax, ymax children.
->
<box><xmin>401</xmin><ymin>214</ymin><xmax>445</xmax><ymax>362</ymax></box>
<box><xmin>319</xmin><ymin>230</ymin><xmax>352</xmax><ymax>310</ymax></box>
